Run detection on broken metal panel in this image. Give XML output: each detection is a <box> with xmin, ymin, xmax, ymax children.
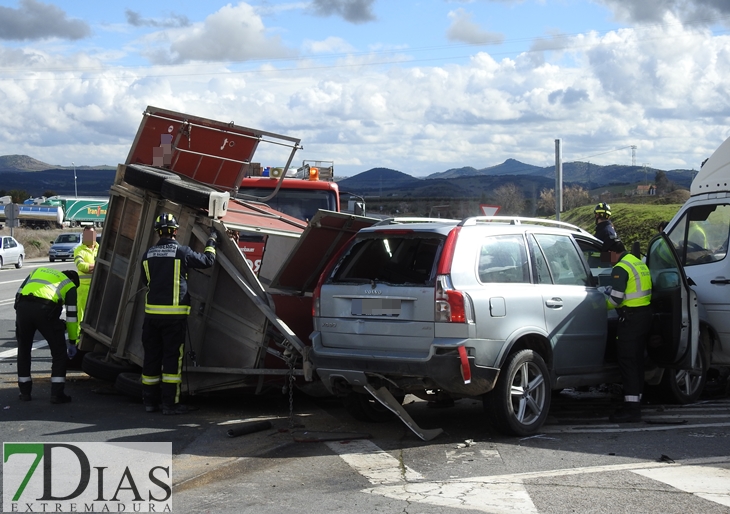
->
<box><xmin>270</xmin><ymin>210</ymin><xmax>380</xmax><ymax>294</ymax></box>
<box><xmin>126</xmin><ymin>106</ymin><xmax>301</xmax><ymax>193</ymax></box>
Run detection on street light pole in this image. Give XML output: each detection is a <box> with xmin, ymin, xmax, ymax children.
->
<box><xmin>72</xmin><ymin>162</ymin><xmax>78</xmax><ymax>197</ymax></box>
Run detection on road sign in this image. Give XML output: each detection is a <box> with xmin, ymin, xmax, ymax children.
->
<box><xmin>4</xmin><ymin>203</ymin><xmax>20</xmax><ymax>221</ymax></box>
<box><xmin>479</xmin><ymin>204</ymin><xmax>500</xmax><ymax>216</ymax></box>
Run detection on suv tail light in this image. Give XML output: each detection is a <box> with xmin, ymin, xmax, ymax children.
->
<box><xmin>312</xmin><ymin>235</ymin><xmax>356</xmax><ymax>318</ymax></box>
<box><xmin>435</xmin><ymin>275</ymin><xmax>466</xmax><ymax>323</ymax></box>
<box><xmin>436</xmin><ymin>226</ymin><xmax>461</xmax><ymax>275</ymax></box>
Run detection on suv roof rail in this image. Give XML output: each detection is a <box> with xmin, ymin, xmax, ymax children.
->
<box><xmin>459</xmin><ymin>216</ymin><xmax>590</xmax><ymax>235</ymax></box>
<box><xmin>372</xmin><ymin>217</ymin><xmax>460</xmax><ymax>226</ymax></box>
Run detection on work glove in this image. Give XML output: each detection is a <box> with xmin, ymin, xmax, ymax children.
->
<box><xmin>597</xmin><ymin>285</ymin><xmax>613</xmax><ymax>296</ymax></box>
<box><xmin>207</xmin><ymin>228</ymin><xmax>218</xmax><ymax>247</ymax></box>
<box><xmin>66</xmin><ymin>341</ymin><xmax>78</xmax><ymax>359</ymax></box>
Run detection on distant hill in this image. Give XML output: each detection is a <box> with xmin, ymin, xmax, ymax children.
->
<box><xmin>0</xmin><ymin>154</ymin><xmax>116</xmax><ymax>173</ymax></box>
<box><xmin>0</xmin><ymin>169</ymin><xmax>116</xmax><ymax>196</ymax></box>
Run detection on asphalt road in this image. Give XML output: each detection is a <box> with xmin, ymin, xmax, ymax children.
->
<box><xmin>1</xmin><ymin>259</ymin><xmax>729</xmax><ymax>513</ymax></box>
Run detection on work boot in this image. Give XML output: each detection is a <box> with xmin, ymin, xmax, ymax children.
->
<box><xmin>162</xmin><ymin>404</ymin><xmax>197</xmax><ymax>415</ymax></box>
<box><xmin>50</xmin><ymin>393</ymin><xmax>72</xmax><ymax>404</ymax></box>
<box><xmin>609</xmin><ymin>402</ymin><xmax>641</xmax><ymax>423</ymax></box>
<box><xmin>145</xmin><ymin>403</ymin><xmax>162</xmax><ymax>413</ymax></box>
<box><xmin>18</xmin><ymin>393</ymin><xmax>32</xmax><ymax>401</ymax></box>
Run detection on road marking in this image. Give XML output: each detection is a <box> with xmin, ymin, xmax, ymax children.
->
<box><xmin>330</xmin><ymin>439</ymin><xmax>730</xmax><ymax>513</ymax></box>
<box><xmin>0</xmin><ymin>340</ymin><xmax>48</xmax><ymax>360</ymax></box>
<box><xmin>633</xmin><ymin>465</ymin><xmax>730</xmax><ymax>507</ymax></box>
<box><xmin>325</xmin><ymin>439</ymin><xmax>423</xmax><ymax>484</ymax></box>
<box><xmin>541</xmin><ymin>422</ymin><xmax>730</xmax><ymax>433</ymax></box>
<box><xmin>0</xmin><ymin>279</ymin><xmax>24</xmax><ymax>285</ymax></box>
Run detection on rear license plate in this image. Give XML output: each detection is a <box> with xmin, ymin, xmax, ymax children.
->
<box><xmin>351</xmin><ymin>298</ymin><xmax>401</xmax><ymax>316</ymax></box>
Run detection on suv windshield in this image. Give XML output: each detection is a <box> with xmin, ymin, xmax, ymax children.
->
<box><xmin>332</xmin><ymin>235</ymin><xmax>443</xmax><ymax>286</ymax></box>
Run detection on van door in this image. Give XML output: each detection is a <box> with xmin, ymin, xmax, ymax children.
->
<box><xmin>645</xmin><ymin>234</ymin><xmax>699</xmax><ymax>368</ymax></box>
<box><xmin>665</xmin><ymin>203</ymin><xmax>729</xmax><ymax>365</ymax></box>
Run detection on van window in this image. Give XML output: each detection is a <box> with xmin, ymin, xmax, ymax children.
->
<box><xmin>331</xmin><ymin>235</ymin><xmax>443</xmax><ymax>286</ymax></box>
<box><xmin>667</xmin><ymin>204</ymin><xmax>730</xmax><ymax>266</ymax></box>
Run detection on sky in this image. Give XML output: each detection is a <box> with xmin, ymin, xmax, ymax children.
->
<box><xmin>1</xmin><ymin>1</ymin><xmax>730</xmax><ymax>178</ymax></box>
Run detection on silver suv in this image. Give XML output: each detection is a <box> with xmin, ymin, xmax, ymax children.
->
<box><xmin>311</xmin><ymin>217</ymin><xmax>700</xmax><ymax>436</ymax></box>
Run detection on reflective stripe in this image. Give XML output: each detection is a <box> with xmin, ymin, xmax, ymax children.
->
<box><xmin>173</xmin><ymin>259</ymin><xmax>181</xmax><ymax>307</ymax></box>
<box><xmin>50</xmin><ymin>377</ymin><xmax>65</xmax><ymax>383</ymax></box>
<box><xmin>18</xmin><ymin>377</ymin><xmax>31</xmax><ymax>383</ymax></box>
<box><xmin>162</xmin><ymin>373</ymin><xmax>182</xmax><ymax>384</ymax></box>
<box><xmin>204</xmin><ymin>245</ymin><xmax>216</xmax><ymax>254</ymax></box>
<box><xmin>144</xmin><ymin>304</ymin><xmax>191</xmax><ymax>315</ymax></box>
<box><xmin>624</xmin><ymin>395</ymin><xmax>641</xmax><ymax>402</ymax></box>
<box><xmin>141</xmin><ymin>375</ymin><xmax>161</xmax><ymax>385</ymax></box>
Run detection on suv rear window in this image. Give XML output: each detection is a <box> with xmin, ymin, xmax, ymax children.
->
<box><xmin>332</xmin><ymin>235</ymin><xmax>443</xmax><ymax>285</ymax></box>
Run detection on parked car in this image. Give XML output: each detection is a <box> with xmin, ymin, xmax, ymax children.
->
<box><xmin>310</xmin><ymin>217</ymin><xmax>701</xmax><ymax>436</ymax></box>
<box><xmin>48</xmin><ymin>232</ymin><xmax>81</xmax><ymax>262</ymax></box>
<box><xmin>0</xmin><ymin>235</ymin><xmax>25</xmax><ymax>269</ymax></box>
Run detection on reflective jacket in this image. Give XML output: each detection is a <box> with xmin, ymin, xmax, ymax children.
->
<box><xmin>74</xmin><ymin>243</ymin><xmax>98</xmax><ymax>283</ymax></box>
<box><xmin>15</xmin><ymin>267</ymin><xmax>79</xmax><ymax>340</ymax></box>
<box><xmin>607</xmin><ymin>252</ymin><xmax>652</xmax><ymax>309</ymax></box>
<box><xmin>141</xmin><ymin>237</ymin><xmax>216</xmax><ymax>318</ymax></box>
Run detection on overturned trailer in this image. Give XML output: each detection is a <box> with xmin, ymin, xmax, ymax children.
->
<box><xmin>80</xmin><ymin>106</ymin><xmax>376</xmax><ymax>396</ymax></box>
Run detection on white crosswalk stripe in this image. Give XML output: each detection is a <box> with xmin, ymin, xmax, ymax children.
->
<box><xmin>330</xmin><ymin>439</ymin><xmax>730</xmax><ymax>512</ymax></box>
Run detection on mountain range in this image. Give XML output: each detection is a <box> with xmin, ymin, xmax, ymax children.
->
<box><xmin>0</xmin><ymin>154</ymin><xmax>694</xmax><ymax>199</ymax></box>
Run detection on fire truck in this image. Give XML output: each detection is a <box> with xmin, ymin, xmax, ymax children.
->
<box><xmin>235</xmin><ymin>161</ymin><xmax>339</xmax><ymax>273</ymax></box>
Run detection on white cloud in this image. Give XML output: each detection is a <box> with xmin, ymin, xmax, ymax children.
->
<box><xmin>446</xmin><ymin>8</ymin><xmax>505</xmax><ymax>45</ymax></box>
<box><xmin>140</xmin><ymin>3</ymin><xmax>297</xmax><ymax>64</ymax></box>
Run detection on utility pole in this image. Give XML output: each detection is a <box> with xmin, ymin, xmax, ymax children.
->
<box><xmin>72</xmin><ymin>162</ymin><xmax>78</xmax><ymax>198</ymax></box>
<box><xmin>555</xmin><ymin>139</ymin><xmax>563</xmax><ymax>220</ymax></box>
<box><xmin>630</xmin><ymin>145</ymin><xmax>637</xmax><ymax>167</ymax></box>
<box><xmin>642</xmin><ymin>163</ymin><xmax>650</xmax><ymax>185</ymax></box>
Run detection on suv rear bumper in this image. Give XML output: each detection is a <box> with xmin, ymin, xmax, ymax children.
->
<box><xmin>312</xmin><ymin>334</ymin><xmax>500</xmax><ymax>396</ymax></box>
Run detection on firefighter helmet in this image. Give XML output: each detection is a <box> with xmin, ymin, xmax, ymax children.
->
<box><xmin>594</xmin><ymin>202</ymin><xmax>611</xmax><ymax>218</ymax></box>
<box><xmin>153</xmin><ymin>212</ymin><xmax>179</xmax><ymax>232</ymax></box>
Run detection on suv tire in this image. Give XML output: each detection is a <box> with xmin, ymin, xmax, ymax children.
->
<box><xmin>661</xmin><ymin>333</ymin><xmax>710</xmax><ymax>404</ymax></box>
<box><xmin>484</xmin><ymin>349</ymin><xmax>551</xmax><ymax>436</ymax></box>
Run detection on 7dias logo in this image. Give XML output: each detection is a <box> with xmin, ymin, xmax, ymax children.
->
<box><xmin>3</xmin><ymin>442</ymin><xmax>172</xmax><ymax>513</ymax></box>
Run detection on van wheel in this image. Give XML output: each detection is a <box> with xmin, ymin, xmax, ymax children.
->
<box><xmin>484</xmin><ymin>350</ymin><xmax>551</xmax><ymax>436</ymax></box>
<box><xmin>123</xmin><ymin>164</ymin><xmax>181</xmax><ymax>193</ymax></box>
<box><xmin>342</xmin><ymin>392</ymin><xmax>398</xmax><ymax>423</ymax></box>
<box><xmin>82</xmin><ymin>352</ymin><xmax>141</xmax><ymax>382</ymax></box>
<box><xmin>160</xmin><ymin>179</ymin><xmax>215</xmax><ymax>210</ymax></box>
<box><xmin>661</xmin><ymin>334</ymin><xmax>710</xmax><ymax>404</ymax></box>
<box><xmin>115</xmin><ymin>372</ymin><xmax>143</xmax><ymax>401</ymax></box>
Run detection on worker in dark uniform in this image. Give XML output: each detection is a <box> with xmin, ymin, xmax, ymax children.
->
<box><xmin>15</xmin><ymin>268</ymin><xmax>80</xmax><ymax>403</ymax></box>
<box><xmin>603</xmin><ymin>240</ymin><xmax>653</xmax><ymax>423</ymax></box>
<box><xmin>594</xmin><ymin>202</ymin><xmax>621</xmax><ymax>252</ymax></box>
<box><xmin>141</xmin><ymin>213</ymin><xmax>217</xmax><ymax>415</ymax></box>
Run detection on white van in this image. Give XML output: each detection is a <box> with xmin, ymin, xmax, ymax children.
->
<box><xmin>664</xmin><ymin>136</ymin><xmax>730</xmax><ymax>392</ymax></box>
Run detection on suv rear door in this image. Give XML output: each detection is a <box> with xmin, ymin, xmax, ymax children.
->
<box><xmin>317</xmin><ymin>229</ymin><xmax>445</xmax><ymax>355</ymax></box>
<box><xmin>530</xmin><ymin>233</ymin><xmax>608</xmax><ymax>373</ymax></box>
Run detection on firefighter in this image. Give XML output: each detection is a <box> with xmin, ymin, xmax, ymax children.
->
<box><xmin>15</xmin><ymin>268</ymin><xmax>80</xmax><ymax>403</ymax></box>
<box><xmin>141</xmin><ymin>213</ymin><xmax>217</xmax><ymax>415</ymax></box>
<box><xmin>603</xmin><ymin>240</ymin><xmax>653</xmax><ymax>423</ymax></box>
<box><xmin>594</xmin><ymin>202</ymin><xmax>621</xmax><ymax>252</ymax></box>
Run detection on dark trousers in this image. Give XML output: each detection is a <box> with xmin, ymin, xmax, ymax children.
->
<box><xmin>15</xmin><ymin>300</ymin><xmax>68</xmax><ymax>396</ymax></box>
<box><xmin>141</xmin><ymin>317</ymin><xmax>187</xmax><ymax>406</ymax></box>
<box><xmin>616</xmin><ymin>306</ymin><xmax>653</xmax><ymax>399</ymax></box>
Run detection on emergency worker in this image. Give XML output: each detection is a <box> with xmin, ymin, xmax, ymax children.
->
<box><xmin>15</xmin><ymin>268</ymin><xmax>79</xmax><ymax>403</ymax></box>
<box><xmin>594</xmin><ymin>202</ymin><xmax>621</xmax><ymax>252</ymax></box>
<box><xmin>73</xmin><ymin>226</ymin><xmax>98</xmax><ymax>325</ymax></box>
<box><xmin>603</xmin><ymin>240</ymin><xmax>653</xmax><ymax>423</ymax></box>
<box><xmin>141</xmin><ymin>213</ymin><xmax>217</xmax><ymax>415</ymax></box>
